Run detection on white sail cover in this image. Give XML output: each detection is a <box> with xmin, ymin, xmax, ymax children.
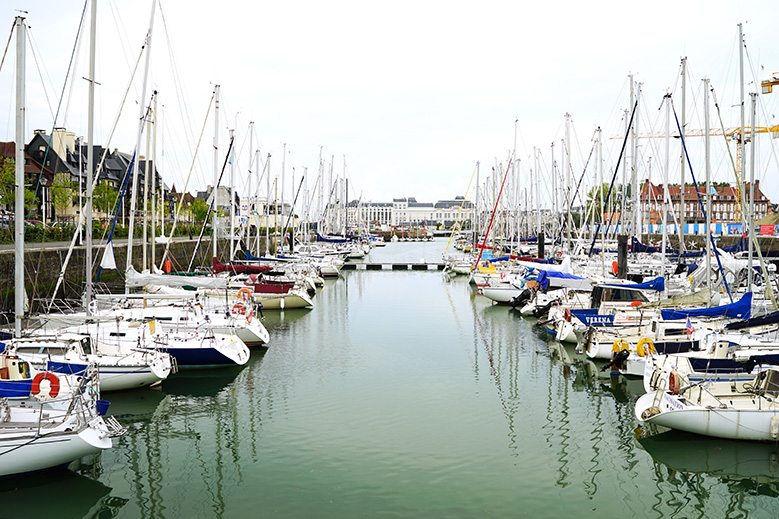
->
<box><xmin>125</xmin><ymin>266</ymin><xmax>227</xmax><ymax>289</ymax></box>
<box><xmin>514</xmin><ymin>255</ymin><xmax>573</xmax><ymax>275</ymax></box>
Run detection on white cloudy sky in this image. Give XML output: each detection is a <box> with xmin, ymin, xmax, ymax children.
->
<box><xmin>3</xmin><ymin>0</ymin><xmax>779</xmax><ymax>210</ymax></box>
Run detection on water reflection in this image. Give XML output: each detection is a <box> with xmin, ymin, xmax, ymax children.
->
<box><xmin>161</xmin><ymin>365</ymin><xmax>245</xmax><ymax>397</ymax></box>
<box><xmin>639</xmin><ymin>430</ymin><xmax>779</xmax><ymax>497</ymax></box>
<box><xmin>0</xmin><ymin>469</ymin><xmax>127</xmax><ymax>519</ymax></box>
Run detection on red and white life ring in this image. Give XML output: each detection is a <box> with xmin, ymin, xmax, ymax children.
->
<box><xmin>31</xmin><ymin>372</ymin><xmax>60</xmax><ymax>399</ymax></box>
<box><xmin>231</xmin><ymin>302</ymin><xmax>247</xmax><ymax>317</ymax></box>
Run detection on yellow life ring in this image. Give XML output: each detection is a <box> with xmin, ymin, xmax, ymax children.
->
<box><xmin>637</xmin><ymin>338</ymin><xmax>655</xmax><ymax>357</ymax></box>
<box><xmin>237</xmin><ymin>287</ymin><xmax>252</xmax><ymax>302</ymax></box>
<box><xmin>612</xmin><ymin>339</ymin><xmax>629</xmax><ymax>353</ymax></box>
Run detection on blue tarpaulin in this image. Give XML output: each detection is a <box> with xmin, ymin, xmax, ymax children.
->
<box><xmin>661</xmin><ymin>292</ymin><xmax>752</xmax><ymax>321</ymax></box>
<box><xmin>603</xmin><ymin>277</ymin><xmax>665</xmax><ymax>292</ymax></box>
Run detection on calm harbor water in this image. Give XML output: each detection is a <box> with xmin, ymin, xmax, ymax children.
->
<box><xmin>4</xmin><ymin>238</ymin><xmax>779</xmax><ymax>518</ymax></box>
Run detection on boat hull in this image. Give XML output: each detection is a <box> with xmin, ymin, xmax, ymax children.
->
<box><xmin>635</xmin><ymin>391</ymin><xmax>779</xmax><ymax>441</ymax></box>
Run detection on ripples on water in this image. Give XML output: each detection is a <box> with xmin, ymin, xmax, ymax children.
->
<box><xmin>3</xmin><ymin>239</ymin><xmax>779</xmax><ymax>518</ymax></box>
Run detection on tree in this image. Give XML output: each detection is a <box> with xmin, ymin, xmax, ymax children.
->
<box><xmin>93</xmin><ymin>181</ymin><xmax>119</xmax><ymax>215</ymax></box>
<box><xmin>0</xmin><ymin>157</ymin><xmax>37</xmax><ymax>213</ymax></box>
<box><xmin>190</xmin><ymin>198</ymin><xmax>209</xmax><ymax>223</ymax></box>
<box><xmin>51</xmin><ymin>173</ymin><xmax>77</xmax><ymax>216</ymax></box>
<box><xmin>585</xmin><ymin>183</ymin><xmax>626</xmax><ymax>223</ymax></box>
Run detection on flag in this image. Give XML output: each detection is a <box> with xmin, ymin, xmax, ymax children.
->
<box><xmin>686</xmin><ymin>316</ymin><xmax>694</xmax><ymax>335</ymax></box>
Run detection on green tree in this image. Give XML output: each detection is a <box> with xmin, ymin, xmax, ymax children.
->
<box><xmin>0</xmin><ymin>157</ymin><xmax>36</xmax><ymax>213</ymax></box>
<box><xmin>93</xmin><ymin>181</ymin><xmax>119</xmax><ymax>214</ymax></box>
<box><xmin>585</xmin><ymin>182</ymin><xmax>627</xmax><ymax>223</ymax></box>
<box><xmin>191</xmin><ymin>198</ymin><xmax>209</xmax><ymax>222</ymax></box>
<box><xmin>51</xmin><ymin>173</ymin><xmax>77</xmax><ymax>215</ymax></box>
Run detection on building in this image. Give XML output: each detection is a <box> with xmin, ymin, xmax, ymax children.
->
<box><xmin>345</xmin><ymin>196</ymin><xmax>473</xmax><ymax>230</ymax></box>
<box><xmin>640</xmin><ymin>181</ymin><xmax>771</xmax><ymax>224</ymax></box>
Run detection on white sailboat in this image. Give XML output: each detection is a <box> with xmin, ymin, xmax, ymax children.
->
<box><xmin>0</xmin><ymin>13</ymin><xmax>120</xmax><ymax>478</ymax></box>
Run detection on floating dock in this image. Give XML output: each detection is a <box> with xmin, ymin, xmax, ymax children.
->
<box><xmin>341</xmin><ymin>262</ymin><xmax>446</xmax><ymax>271</ymax></box>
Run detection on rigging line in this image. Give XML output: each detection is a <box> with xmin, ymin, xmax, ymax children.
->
<box><xmin>475</xmin><ymin>159</ymin><xmax>512</xmax><ymax>266</ymax></box>
<box><xmin>443</xmin><ymin>163</ymin><xmax>478</xmax><ymax>256</ymax></box>
<box><xmin>48</xmin><ymin>34</ymin><xmax>147</xmax><ymax>307</ymax></box>
<box><xmin>670</xmin><ymin>98</ymin><xmax>734</xmax><ymax>303</ymax></box>
<box><xmin>188</xmin><ymin>134</ymin><xmax>235</xmax><ymax>272</ymax></box>
<box><xmin>587</xmin><ymin>100</ymin><xmax>638</xmax><ymax>257</ymax></box>
<box><xmin>0</xmin><ymin>18</ymin><xmax>18</xmax><ymax>73</ymax></box>
<box><xmin>26</xmin><ymin>30</ymin><xmax>57</xmax><ymax>118</ymax></box>
<box><xmin>161</xmin><ymin>91</ymin><xmax>215</xmax><ymax>267</ymax></box>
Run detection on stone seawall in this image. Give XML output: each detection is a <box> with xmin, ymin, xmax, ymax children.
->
<box><xmin>0</xmin><ymin>237</ymin><xmax>265</xmax><ymax>314</ymax></box>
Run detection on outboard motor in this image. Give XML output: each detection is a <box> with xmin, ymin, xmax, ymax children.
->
<box><xmin>509</xmin><ymin>288</ymin><xmax>532</xmax><ymax>308</ymax></box>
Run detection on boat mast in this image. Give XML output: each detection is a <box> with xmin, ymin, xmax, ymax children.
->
<box><xmin>246</xmin><ymin>121</ymin><xmax>254</xmax><ymax>253</ymax></box>
<box><xmin>151</xmin><ymin>92</ymin><xmax>157</xmax><ymax>269</ymax></box>
<box><xmin>704</xmin><ymin>78</ymin><xmax>712</xmax><ymax>297</ymax></box>
<box><xmin>678</xmin><ymin>57</ymin><xmax>687</xmax><ymax>250</ymax></box>
<box><xmin>126</xmin><ymin>0</ymin><xmax>156</xmax><ymax>290</ymax></box>
<box><xmin>142</xmin><ymin>94</ymin><xmax>152</xmax><ymax>272</ymax></box>
<box><xmin>14</xmin><ymin>15</ymin><xmax>26</xmax><ymax>337</ymax></box>
<box><xmin>213</xmin><ymin>84</ymin><xmax>220</xmax><ymax>259</ymax></box>
<box><xmin>565</xmin><ymin>113</ymin><xmax>571</xmax><ymax>253</ymax></box>
<box><xmin>229</xmin><ymin>128</ymin><xmax>235</xmax><ymax>261</ymax></box>
<box><xmin>474</xmin><ymin>161</ymin><xmax>479</xmax><ymax>247</ymax></box>
<box><xmin>86</xmin><ymin>0</ymin><xmax>96</xmax><ymax>313</ymax></box>
<box><xmin>597</xmin><ymin>126</ymin><xmax>605</xmax><ymax>277</ymax></box>
<box><xmin>632</xmin><ymin>82</ymin><xmax>641</xmax><ymax>242</ymax></box>
<box><xmin>748</xmin><ymin>92</ymin><xmax>757</xmax><ymax>287</ymax></box>
<box><xmin>662</xmin><ymin>93</ymin><xmax>671</xmax><ymax>296</ymax></box>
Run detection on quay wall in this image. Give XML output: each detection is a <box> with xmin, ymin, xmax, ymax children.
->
<box><xmin>0</xmin><ymin>237</ymin><xmax>269</xmax><ymax>315</ymax></box>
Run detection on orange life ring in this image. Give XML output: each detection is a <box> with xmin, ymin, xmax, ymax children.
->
<box><xmin>163</xmin><ymin>260</ymin><xmax>172</xmax><ymax>273</ymax></box>
<box><xmin>612</xmin><ymin>261</ymin><xmax>619</xmax><ymax>275</ymax></box>
<box><xmin>563</xmin><ymin>308</ymin><xmax>572</xmax><ymax>322</ymax></box>
<box><xmin>237</xmin><ymin>287</ymin><xmax>252</xmax><ymax>302</ymax></box>
<box><xmin>232</xmin><ymin>303</ymin><xmax>247</xmax><ymax>316</ymax></box>
<box><xmin>669</xmin><ymin>370</ymin><xmax>680</xmax><ymax>395</ymax></box>
<box><xmin>31</xmin><ymin>372</ymin><xmax>60</xmax><ymax>399</ymax></box>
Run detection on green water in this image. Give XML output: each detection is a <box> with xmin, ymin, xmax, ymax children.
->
<box><xmin>4</xmin><ymin>239</ymin><xmax>779</xmax><ymax>518</ymax></box>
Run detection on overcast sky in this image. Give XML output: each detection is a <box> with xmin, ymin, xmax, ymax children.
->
<box><xmin>3</xmin><ymin>0</ymin><xmax>779</xmax><ymax>211</ymax></box>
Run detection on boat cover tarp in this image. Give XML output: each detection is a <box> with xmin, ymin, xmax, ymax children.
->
<box><xmin>536</xmin><ymin>269</ymin><xmax>591</xmax><ymax>291</ymax></box>
<box><xmin>722</xmin><ymin>236</ymin><xmax>748</xmax><ymax>253</ymax></box>
<box><xmin>641</xmin><ymin>289</ymin><xmax>712</xmax><ymax>309</ymax></box>
<box><xmin>602</xmin><ymin>276</ymin><xmax>665</xmax><ymax>292</ymax></box>
<box><xmin>125</xmin><ymin>266</ymin><xmax>227</xmax><ymax>289</ymax></box>
<box><xmin>316</xmin><ymin>233</ymin><xmax>353</xmax><ymax>243</ymax></box>
<box><xmin>661</xmin><ymin>292</ymin><xmax>752</xmax><ymax>320</ymax></box>
<box><xmin>631</xmin><ymin>237</ymin><xmax>704</xmax><ymax>258</ymax></box>
<box><xmin>212</xmin><ymin>257</ymin><xmax>273</xmax><ymax>274</ymax></box>
<box><xmin>725</xmin><ymin>310</ymin><xmax>779</xmax><ymax>330</ymax></box>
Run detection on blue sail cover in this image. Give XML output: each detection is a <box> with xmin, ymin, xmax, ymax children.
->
<box><xmin>661</xmin><ymin>292</ymin><xmax>752</xmax><ymax>321</ymax></box>
<box><xmin>245</xmin><ymin>250</ymin><xmax>262</xmax><ymax>261</ymax></box>
<box><xmin>725</xmin><ymin>309</ymin><xmax>779</xmax><ymax>330</ymax></box>
<box><xmin>536</xmin><ymin>270</ymin><xmax>588</xmax><ymax>290</ymax></box>
<box><xmin>602</xmin><ymin>277</ymin><xmax>665</xmax><ymax>292</ymax></box>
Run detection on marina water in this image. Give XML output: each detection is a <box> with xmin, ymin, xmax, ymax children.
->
<box><xmin>3</xmin><ymin>239</ymin><xmax>779</xmax><ymax>518</ymax></box>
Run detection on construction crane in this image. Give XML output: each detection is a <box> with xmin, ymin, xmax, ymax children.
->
<box><xmin>761</xmin><ymin>74</ymin><xmax>779</xmax><ymax>94</ymax></box>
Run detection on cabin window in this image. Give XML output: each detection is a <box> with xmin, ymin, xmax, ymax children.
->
<box><xmin>81</xmin><ymin>337</ymin><xmax>93</xmax><ymax>355</ymax></box>
<box><xmin>109</xmin><ymin>332</ymin><xmax>126</xmax><ymax>337</ymax></box>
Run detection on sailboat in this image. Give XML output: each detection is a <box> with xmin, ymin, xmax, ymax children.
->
<box><xmin>0</xmin><ymin>13</ymin><xmax>121</xmax><ymax>478</ymax></box>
